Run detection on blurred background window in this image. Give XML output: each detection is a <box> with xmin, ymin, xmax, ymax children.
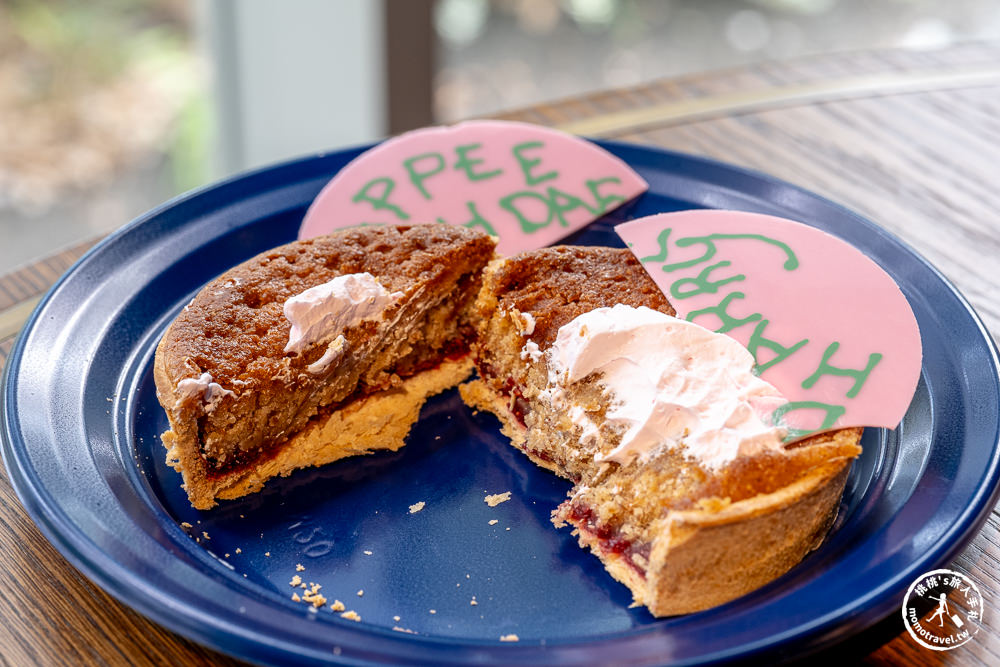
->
<box><xmin>2</xmin><ymin>0</ymin><xmax>998</xmax><ymax>273</ymax></box>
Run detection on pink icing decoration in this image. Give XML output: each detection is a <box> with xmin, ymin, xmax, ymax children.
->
<box><xmin>299</xmin><ymin>120</ymin><xmax>648</xmax><ymax>256</ymax></box>
<box><xmin>615</xmin><ymin>210</ymin><xmax>922</xmax><ymax>435</ymax></box>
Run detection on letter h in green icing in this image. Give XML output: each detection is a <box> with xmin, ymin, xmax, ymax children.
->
<box><xmin>801</xmin><ymin>342</ymin><xmax>883</xmax><ymax>398</ymax></box>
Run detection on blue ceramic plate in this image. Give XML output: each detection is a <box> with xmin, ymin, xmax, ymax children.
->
<box><xmin>3</xmin><ymin>142</ymin><xmax>999</xmax><ymax>666</ymax></box>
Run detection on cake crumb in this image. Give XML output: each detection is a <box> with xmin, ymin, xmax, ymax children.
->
<box><xmin>357</xmin><ymin>589</ymin><xmax>364</xmax><ymax>597</ymax></box>
<box><xmin>520</xmin><ymin>340</ymin><xmax>543</xmax><ymax>362</ymax></box>
<box><xmin>393</xmin><ymin>615</ymin><xmax>401</xmax><ymax>622</ymax></box>
<box><xmin>364</xmin><ymin>550</ymin><xmax>373</xmax><ymax>555</ymax></box>
<box><xmin>517</xmin><ymin>311</ymin><xmax>536</xmax><ymax>335</ymax></box>
<box><xmin>488</xmin><ymin>519</ymin><xmax>498</xmax><ymax>525</ymax></box>
<box><xmin>500</xmin><ymin>634</ymin><xmax>519</xmax><ymax>642</ymax></box>
<box><xmin>429</xmin><ymin>609</ymin><xmax>436</xmax><ymax>614</ymax></box>
<box><xmin>235</xmin><ymin>548</ymin><xmax>242</xmax><ymax>554</ymax></box>
<box><xmin>180</xmin><ymin>522</ymin><xmax>192</xmax><ymax>529</ymax></box>
<box><xmin>470</xmin><ymin>597</ymin><xmax>478</xmax><ymax>606</ymax></box>
<box><xmin>264</xmin><ymin>551</ymin><xmax>271</xmax><ymax>557</ymax></box>
<box><xmin>291</xmin><ymin>593</ymin><xmax>301</xmax><ymax>602</ymax></box>
<box><xmin>295</xmin><ymin>563</ymin><xmax>305</xmax><ymax>572</ymax></box>
<box><xmin>340</xmin><ymin>610</ymin><xmax>361</xmax><ymax>622</ymax></box>
<box><xmin>303</xmin><ymin>583</ymin><xmax>326</xmax><ymax>608</ymax></box>
<box><xmin>289</xmin><ymin>575</ymin><xmax>302</xmax><ymax>587</ymax></box>
<box><xmin>392</xmin><ymin>626</ymin><xmax>416</xmax><ymax>634</ymax></box>
<box><xmin>201</xmin><ymin>531</ymin><xmax>211</xmax><ymax>540</ymax></box>
<box><xmin>484</xmin><ymin>492</ymin><xmax>511</xmax><ymax>507</ymax></box>
<box><xmin>409</xmin><ymin>501</ymin><xmax>426</xmax><ymax>514</ymax></box>
<box><xmin>330</xmin><ymin>600</ymin><xmax>346</xmax><ymax>612</ymax></box>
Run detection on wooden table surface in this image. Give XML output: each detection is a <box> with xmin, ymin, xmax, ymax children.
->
<box><xmin>2</xmin><ymin>43</ymin><xmax>999</xmax><ymax>665</ymax></box>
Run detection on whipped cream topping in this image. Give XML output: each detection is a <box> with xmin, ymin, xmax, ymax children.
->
<box><xmin>520</xmin><ymin>339</ymin><xmax>543</xmax><ymax>362</ymax></box>
<box><xmin>545</xmin><ymin>304</ymin><xmax>789</xmax><ymax>469</ymax></box>
<box><xmin>284</xmin><ymin>272</ymin><xmax>403</xmax><ymax>354</ymax></box>
<box><xmin>175</xmin><ymin>372</ymin><xmax>234</xmax><ymax>412</ymax></box>
<box><xmin>517</xmin><ymin>311</ymin><xmax>536</xmax><ymax>335</ymax></box>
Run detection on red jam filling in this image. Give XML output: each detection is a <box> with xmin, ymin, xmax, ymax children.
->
<box><xmin>474</xmin><ymin>359</ymin><xmax>532</xmax><ymax>428</ymax></box>
<box><xmin>564</xmin><ymin>502</ymin><xmax>651</xmax><ymax>579</ymax></box>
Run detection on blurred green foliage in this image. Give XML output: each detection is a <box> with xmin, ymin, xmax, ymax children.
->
<box><xmin>1</xmin><ymin>0</ymin><xmax>209</xmax><ymax>194</ymax></box>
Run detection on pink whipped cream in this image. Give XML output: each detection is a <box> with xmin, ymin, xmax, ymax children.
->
<box><xmin>544</xmin><ymin>304</ymin><xmax>789</xmax><ymax>469</ymax></box>
<box><xmin>283</xmin><ymin>272</ymin><xmax>403</xmax><ymax>355</ymax></box>
<box><xmin>175</xmin><ymin>372</ymin><xmax>234</xmax><ymax>413</ymax></box>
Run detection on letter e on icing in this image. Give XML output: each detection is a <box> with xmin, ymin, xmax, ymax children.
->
<box><xmin>616</xmin><ymin>210</ymin><xmax>922</xmax><ymax>436</ymax></box>
<box><xmin>299</xmin><ymin>120</ymin><xmax>648</xmax><ymax>255</ymax></box>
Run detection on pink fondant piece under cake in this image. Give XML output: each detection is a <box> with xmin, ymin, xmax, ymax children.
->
<box><xmin>299</xmin><ymin>120</ymin><xmax>648</xmax><ymax>256</ymax></box>
<box><xmin>616</xmin><ymin>210</ymin><xmax>922</xmax><ymax>436</ymax></box>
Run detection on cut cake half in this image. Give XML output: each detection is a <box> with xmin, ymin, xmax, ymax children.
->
<box><xmin>460</xmin><ymin>245</ymin><xmax>863</xmax><ymax>616</ymax></box>
<box><xmin>154</xmin><ymin>225</ymin><xmax>496</xmax><ymax>509</ymax></box>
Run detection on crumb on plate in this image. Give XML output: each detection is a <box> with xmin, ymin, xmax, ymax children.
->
<box><xmin>484</xmin><ymin>492</ymin><xmax>511</xmax><ymax>507</ymax></box>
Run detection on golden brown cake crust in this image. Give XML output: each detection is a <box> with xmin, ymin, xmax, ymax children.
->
<box><xmin>160</xmin><ymin>224</ymin><xmax>495</xmax><ymax>382</ymax></box>
<box><xmin>480</xmin><ymin>245</ymin><xmax>675</xmax><ymax>345</ymax></box>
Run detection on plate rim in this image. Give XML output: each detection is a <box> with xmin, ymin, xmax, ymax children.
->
<box><xmin>3</xmin><ymin>139</ymin><xmax>1000</xmax><ymax>665</ymax></box>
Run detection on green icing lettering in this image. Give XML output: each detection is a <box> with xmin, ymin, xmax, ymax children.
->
<box><xmin>586</xmin><ymin>177</ymin><xmax>625</xmax><ymax>213</ymax></box>
<box><xmin>547</xmin><ymin>186</ymin><xmax>599</xmax><ymax>227</ymax></box>
<box><xmin>801</xmin><ymin>342</ymin><xmax>883</xmax><ymax>398</ymax></box>
<box><xmin>512</xmin><ymin>141</ymin><xmax>558</xmax><ymax>186</ymax></box>
<box><xmin>670</xmin><ymin>261</ymin><xmax>745</xmax><ymax>300</ymax></box>
<box><xmin>403</xmin><ymin>152</ymin><xmax>446</xmax><ymax>200</ymax></box>
<box><xmin>459</xmin><ymin>201</ymin><xmax>497</xmax><ymax>236</ymax></box>
<box><xmin>685</xmin><ymin>292</ymin><xmax>762</xmax><ymax>333</ymax></box>
<box><xmin>746</xmin><ymin>319</ymin><xmax>809</xmax><ymax>374</ymax></box>
<box><xmin>664</xmin><ymin>233</ymin><xmax>799</xmax><ymax>273</ymax></box>
<box><xmin>771</xmin><ymin>401</ymin><xmax>846</xmax><ymax>438</ymax></box>
<box><xmin>352</xmin><ymin>177</ymin><xmax>409</xmax><ymax>220</ymax></box>
<box><xmin>454</xmin><ymin>143</ymin><xmax>502</xmax><ymax>181</ymax></box>
<box><xmin>499</xmin><ymin>190</ymin><xmax>552</xmax><ymax>233</ymax></box>
<box><xmin>639</xmin><ymin>228</ymin><xmax>672</xmax><ymax>263</ymax></box>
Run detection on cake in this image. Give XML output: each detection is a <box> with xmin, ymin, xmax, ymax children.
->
<box><xmin>155</xmin><ymin>225</ymin><xmax>862</xmax><ymax>615</ymax></box>
<box><xmin>154</xmin><ymin>225</ymin><xmax>496</xmax><ymax>509</ymax></box>
<box><xmin>460</xmin><ymin>246</ymin><xmax>863</xmax><ymax>616</ymax></box>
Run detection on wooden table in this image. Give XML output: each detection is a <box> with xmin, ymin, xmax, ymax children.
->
<box><xmin>2</xmin><ymin>43</ymin><xmax>999</xmax><ymax>665</ymax></box>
